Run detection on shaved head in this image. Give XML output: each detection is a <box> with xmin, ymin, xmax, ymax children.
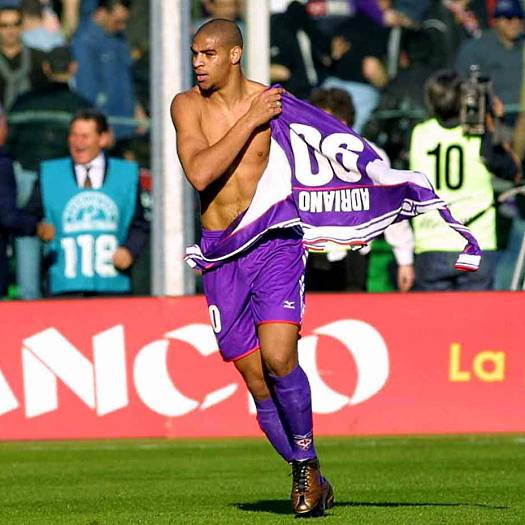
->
<box><xmin>195</xmin><ymin>18</ymin><xmax>243</xmax><ymax>49</ymax></box>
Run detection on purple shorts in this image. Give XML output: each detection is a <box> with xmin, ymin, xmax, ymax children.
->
<box><xmin>201</xmin><ymin>228</ymin><xmax>306</xmax><ymax>362</ymax></box>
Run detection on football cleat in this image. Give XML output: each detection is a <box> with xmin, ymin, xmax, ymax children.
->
<box><xmin>291</xmin><ymin>458</ymin><xmax>335</xmax><ymax>517</ymax></box>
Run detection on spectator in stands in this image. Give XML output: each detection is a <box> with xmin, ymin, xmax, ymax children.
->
<box><xmin>72</xmin><ymin>0</ymin><xmax>146</xmax><ymax>142</ymax></box>
<box><xmin>270</xmin><ymin>1</ymin><xmax>330</xmax><ymax>100</ymax></box>
<box><xmin>307</xmin><ymin>87</ymin><xmax>415</xmax><ymax>292</ymax></box>
<box><xmin>498</xmin><ymin>17</ymin><xmax>525</xmax><ymax>289</ymax></box>
<box><xmin>366</xmin><ymin>25</ymin><xmax>435</xmax><ymax>169</ymax></box>
<box><xmin>8</xmin><ymin>45</ymin><xmax>92</xmax><ymax>299</ymax></box>
<box><xmin>385</xmin><ymin>1</ymin><xmax>485</xmax><ymax>80</ymax></box>
<box><xmin>422</xmin><ymin>0</ymin><xmax>486</xmax><ymax>69</ymax></box>
<box><xmin>21</xmin><ymin>0</ymin><xmax>65</xmax><ymax>51</ymax></box>
<box><xmin>26</xmin><ymin>109</ymin><xmax>149</xmax><ymax>296</ymax></box>
<box><xmin>9</xmin><ymin>45</ymin><xmax>92</xmax><ymax>169</ymax></box>
<box><xmin>455</xmin><ymin>0</ymin><xmax>524</xmax><ymax>127</ymax></box>
<box><xmin>305</xmin><ymin>0</ymin><xmax>402</xmax><ymax>34</ymax></box>
<box><xmin>367</xmin><ymin>1</ymin><xmax>486</xmax><ymax>166</ymax></box>
<box><xmin>322</xmin><ymin>9</ymin><xmax>390</xmax><ymax>133</ymax></box>
<box><xmin>409</xmin><ymin>70</ymin><xmax>519</xmax><ymax>290</ymax></box>
<box><xmin>0</xmin><ymin>104</ymin><xmax>41</xmax><ymax>298</ymax></box>
<box><xmin>0</xmin><ymin>5</ymin><xmax>47</xmax><ymax>109</ymax></box>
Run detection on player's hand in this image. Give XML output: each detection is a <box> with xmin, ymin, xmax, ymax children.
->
<box><xmin>246</xmin><ymin>87</ymin><xmax>284</xmax><ymax>128</ymax></box>
<box><xmin>112</xmin><ymin>247</ymin><xmax>134</xmax><ymax>270</ymax></box>
<box><xmin>36</xmin><ymin>222</ymin><xmax>55</xmax><ymax>242</ymax></box>
<box><xmin>397</xmin><ymin>264</ymin><xmax>415</xmax><ymax>292</ymax></box>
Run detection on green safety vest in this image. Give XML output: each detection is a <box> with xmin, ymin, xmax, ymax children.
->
<box><xmin>410</xmin><ymin>119</ymin><xmax>496</xmax><ymax>253</ymax></box>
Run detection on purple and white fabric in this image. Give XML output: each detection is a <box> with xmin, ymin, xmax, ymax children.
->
<box><xmin>185</xmin><ymin>91</ymin><xmax>481</xmax><ymax>273</ymax></box>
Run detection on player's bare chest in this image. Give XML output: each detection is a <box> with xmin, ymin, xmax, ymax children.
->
<box><xmin>200</xmin><ymin>104</ymin><xmax>247</xmax><ymax>142</ymax></box>
<box><xmin>200</xmin><ymin>108</ymin><xmax>271</xmax><ymax>159</ymax></box>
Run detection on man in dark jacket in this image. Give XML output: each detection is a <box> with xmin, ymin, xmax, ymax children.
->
<box><xmin>270</xmin><ymin>1</ymin><xmax>330</xmax><ymax>100</ymax></box>
<box><xmin>0</xmin><ymin>5</ymin><xmax>47</xmax><ymax>109</ymax></box>
<box><xmin>0</xmin><ymin>106</ymin><xmax>38</xmax><ymax>297</ymax></box>
<box><xmin>9</xmin><ymin>45</ymin><xmax>92</xmax><ymax>172</ymax></box>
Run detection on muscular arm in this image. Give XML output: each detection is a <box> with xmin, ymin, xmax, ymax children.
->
<box><xmin>170</xmin><ymin>87</ymin><xmax>283</xmax><ymax>192</ymax></box>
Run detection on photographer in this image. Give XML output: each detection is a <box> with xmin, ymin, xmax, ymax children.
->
<box><xmin>409</xmin><ymin>69</ymin><xmax>519</xmax><ymax>291</ymax></box>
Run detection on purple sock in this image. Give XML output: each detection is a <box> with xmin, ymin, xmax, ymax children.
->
<box><xmin>268</xmin><ymin>365</ymin><xmax>317</xmax><ymax>461</ymax></box>
<box><xmin>254</xmin><ymin>396</ymin><xmax>294</xmax><ymax>463</ymax></box>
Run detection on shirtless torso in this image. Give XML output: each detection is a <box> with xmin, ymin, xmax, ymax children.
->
<box><xmin>170</xmin><ymin>26</ymin><xmax>282</xmax><ymax>231</ymax></box>
<box><xmin>174</xmin><ymin>82</ymin><xmax>271</xmax><ymax>230</ymax></box>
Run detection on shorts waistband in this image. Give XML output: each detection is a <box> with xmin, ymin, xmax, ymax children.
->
<box><xmin>201</xmin><ymin>227</ymin><xmax>227</xmax><ymax>239</ymax></box>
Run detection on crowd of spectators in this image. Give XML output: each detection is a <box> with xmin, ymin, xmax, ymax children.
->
<box><xmin>0</xmin><ymin>0</ymin><xmax>150</xmax><ymax>299</ymax></box>
<box><xmin>268</xmin><ymin>0</ymin><xmax>525</xmax><ymax>292</ymax></box>
<box><xmin>1</xmin><ymin>0</ymin><xmax>525</xmax><ymax>298</ymax></box>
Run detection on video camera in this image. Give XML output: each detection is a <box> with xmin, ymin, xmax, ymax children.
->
<box><xmin>460</xmin><ymin>65</ymin><xmax>492</xmax><ymax>136</ymax></box>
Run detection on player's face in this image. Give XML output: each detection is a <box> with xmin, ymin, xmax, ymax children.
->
<box><xmin>68</xmin><ymin>119</ymin><xmax>107</xmax><ymax>165</ymax></box>
<box><xmin>191</xmin><ymin>33</ymin><xmax>234</xmax><ymax>91</ymax></box>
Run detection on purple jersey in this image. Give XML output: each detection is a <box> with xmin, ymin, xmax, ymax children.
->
<box><xmin>186</xmin><ymin>91</ymin><xmax>481</xmax><ymax>274</ymax></box>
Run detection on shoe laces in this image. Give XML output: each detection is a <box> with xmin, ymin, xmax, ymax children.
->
<box><xmin>292</xmin><ymin>461</ymin><xmax>310</xmax><ymax>493</ymax></box>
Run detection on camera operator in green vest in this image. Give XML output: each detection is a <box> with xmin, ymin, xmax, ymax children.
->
<box><xmin>410</xmin><ymin>69</ymin><xmax>520</xmax><ymax>290</ymax></box>
<box><xmin>26</xmin><ymin>109</ymin><xmax>149</xmax><ymax>296</ymax></box>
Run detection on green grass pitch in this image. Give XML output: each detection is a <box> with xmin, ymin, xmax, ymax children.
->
<box><xmin>0</xmin><ymin>435</ymin><xmax>524</xmax><ymax>524</ymax></box>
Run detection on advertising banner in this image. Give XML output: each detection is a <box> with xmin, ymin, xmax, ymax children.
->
<box><xmin>0</xmin><ymin>292</ymin><xmax>523</xmax><ymax>441</ymax></box>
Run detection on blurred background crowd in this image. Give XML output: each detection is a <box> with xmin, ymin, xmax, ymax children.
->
<box><xmin>1</xmin><ymin>0</ymin><xmax>525</xmax><ymax>300</ymax></box>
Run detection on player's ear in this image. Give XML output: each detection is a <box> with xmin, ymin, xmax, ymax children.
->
<box><xmin>230</xmin><ymin>46</ymin><xmax>242</xmax><ymax>65</ymax></box>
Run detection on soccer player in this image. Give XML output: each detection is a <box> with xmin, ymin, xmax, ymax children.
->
<box><xmin>171</xmin><ymin>19</ymin><xmax>334</xmax><ymax>518</ymax></box>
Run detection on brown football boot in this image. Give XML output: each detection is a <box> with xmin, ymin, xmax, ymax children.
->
<box><xmin>291</xmin><ymin>458</ymin><xmax>335</xmax><ymax>517</ymax></box>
